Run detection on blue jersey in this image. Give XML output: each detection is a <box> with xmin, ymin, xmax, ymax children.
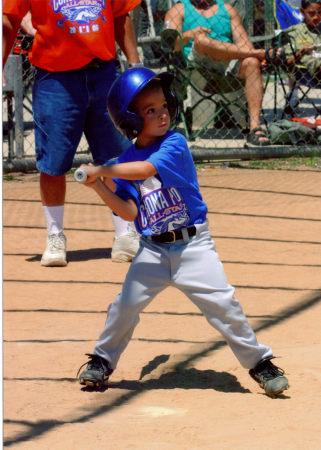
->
<box><xmin>113</xmin><ymin>131</ymin><xmax>208</xmax><ymax>236</ymax></box>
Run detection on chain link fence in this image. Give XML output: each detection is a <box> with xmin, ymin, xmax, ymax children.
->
<box><xmin>3</xmin><ymin>1</ymin><xmax>321</xmax><ymax>173</ymax></box>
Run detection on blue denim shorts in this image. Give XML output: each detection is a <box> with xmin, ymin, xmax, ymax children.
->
<box><xmin>32</xmin><ymin>59</ymin><xmax>130</xmax><ymax>176</ymax></box>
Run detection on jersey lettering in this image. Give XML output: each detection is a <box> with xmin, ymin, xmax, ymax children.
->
<box><xmin>137</xmin><ymin>176</ymin><xmax>190</xmax><ymax>234</ymax></box>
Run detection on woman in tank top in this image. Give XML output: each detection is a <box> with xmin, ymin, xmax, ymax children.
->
<box><xmin>165</xmin><ymin>0</ymin><xmax>271</xmax><ymax>146</ymax></box>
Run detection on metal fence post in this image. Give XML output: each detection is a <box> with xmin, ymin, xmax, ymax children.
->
<box><xmin>265</xmin><ymin>0</ymin><xmax>275</xmax><ymax>35</ymax></box>
<box><xmin>244</xmin><ymin>0</ymin><xmax>254</xmax><ymax>35</ymax></box>
<box><xmin>3</xmin><ymin>54</ymin><xmax>25</xmax><ymax>159</ymax></box>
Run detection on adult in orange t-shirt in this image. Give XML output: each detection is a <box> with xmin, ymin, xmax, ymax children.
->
<box><xmin>3</xmin><ymin>0</ymin><xmax>143</xmax><ymax>267</ymax></box>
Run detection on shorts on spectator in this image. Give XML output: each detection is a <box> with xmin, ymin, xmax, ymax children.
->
<box><xmin>32</xmin><ymin>60</ymin><xmax>129</xmax><ymax>176</ymax></box>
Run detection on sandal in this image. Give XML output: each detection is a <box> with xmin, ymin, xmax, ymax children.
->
<box><xmin>247</xmin><ymin>127</ymin><xmax>271</xmax><ymax>146</ymax></box>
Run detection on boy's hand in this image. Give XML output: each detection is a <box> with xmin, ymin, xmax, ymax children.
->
<box><xmin>79</xmin><ymin>164</ymin><xmax>101</xmax><ymax>184</ymax></box>
<box><xmin>75</xmin><ymin>164</ymin><xmax>102</xmax><ymax>189</ymax></box>
<box><xmin>300</xmin><ymin>44</ymin><xmax>314</xmax><ymax>56</ymax></box>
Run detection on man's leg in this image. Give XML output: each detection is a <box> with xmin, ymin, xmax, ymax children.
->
<box><xmin>33</xmin><ymin>68</ymin><xmax>87</xmax><ymax>266</ymax></box>
<box><xmin>40</xmin><ymin>173</ymin><xmax>67</xmax><ymax>266</ymax></box>
<box><xmin>84</xmin><ymin>61</ymin><xmax>139</xmax><ymax>262</ymax></box>
<box><xmin>40</xmin><ymin>173</ymin><xmax>66</xmax><ymax>206</ymax></box>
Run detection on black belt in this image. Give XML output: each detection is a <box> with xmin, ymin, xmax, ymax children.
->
<box><xmin>83</xmin><ymin>58</ymin><xmax>108</xmax><ymax>69</ymax></box>
<box><xmin>149</xmin><ymin>226</ymin><xmax>196</xmax><ymax>244</ymax></box>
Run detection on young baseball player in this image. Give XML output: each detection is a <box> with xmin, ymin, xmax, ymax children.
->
<box><xmin>77</xmin><ymin>68</ymin><xmax>289</xmax><ymax>397</ymax></box>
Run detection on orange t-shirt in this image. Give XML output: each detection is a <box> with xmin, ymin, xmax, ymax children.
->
<box><xmin>3</xmin><ymin>0</ymin><xmax>140</xmax><ymax>71</ymax></box>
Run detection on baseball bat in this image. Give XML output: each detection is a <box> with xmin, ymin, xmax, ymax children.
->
<box><xmin>74</xmin><ymin>168</ymin><xmax>87</xmax><ymax>183</ymax></box>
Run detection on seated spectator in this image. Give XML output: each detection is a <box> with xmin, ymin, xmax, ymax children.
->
<box><xmin>273</xmin><ymin>0</ymin><xmax>304</xmax><ymax>112</ymax></box>
<box><xmin>279</xmin><ymin>0</ymin><xmax>321</xmax><ymax>82</ymax></box>
<box><xmin>164</xmin><ymin>0</ymin><xmax>270</xmax><ymax>146</ymax></box>
<box><xmin>264</xmin><ymin>0</ymin><xmax>321</xmax><ymax>114</ymax></box>
<box><xmin>266</xmin><ymin>0</ymin><xmax>321</xmax><ymax>78</ymax></box>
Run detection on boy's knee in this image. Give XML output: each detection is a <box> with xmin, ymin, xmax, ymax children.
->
<box><xmin>112</xmin><ymin>294</ymin><xmax>141</xmax><ymax>315</ymax></box>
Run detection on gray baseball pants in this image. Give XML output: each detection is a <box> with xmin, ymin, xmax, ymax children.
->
<box><xmin>94</xmin><ymin>222</ymin><xmax>273</xmax><ymax>370</ymax></box>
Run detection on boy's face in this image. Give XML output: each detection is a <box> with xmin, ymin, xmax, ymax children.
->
<box><xmin>133</xmin><ymin>85</ymin><xmax>171</xmax><ymax>147</ymax></box>
<box><xmin>302</xmin><ymin>3</ymin><xmax>321</xmax><ymax>28</ymax></box>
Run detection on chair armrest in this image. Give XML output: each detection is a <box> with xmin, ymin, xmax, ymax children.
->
<box><xmin>250</xmin><ymin>32</ymin><xmax>276</xmax><ymax>45</ymax></box>
<box><xmin>160</xmin><ymin>28</ymin><xmax>189</xmax><ymax>70</ymax></box>
<box><xmin>160</xmin><ymin>28</ymin><xmax>185</xmax><ymax>55</ymax></box>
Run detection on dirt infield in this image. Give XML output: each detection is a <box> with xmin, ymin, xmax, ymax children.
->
<box><xmin>3</xmin><ymin>167</ymin><xmax>321</xmax><ymax>449</ymax></box>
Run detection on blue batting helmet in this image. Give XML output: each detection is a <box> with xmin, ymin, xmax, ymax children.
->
<box><xmin>107</xmin><ymin>67</ymin><xmax>178</xmax><ymax>140</ymax></box>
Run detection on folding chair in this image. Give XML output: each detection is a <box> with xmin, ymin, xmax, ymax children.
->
<box><xmin>267</xmin><ymin>30</ymin><xmax>321</xmax><ymax>120</ymax></box>
<box><xmin>137</xmin><ymin>0</ymin><xmax>175</xmax><ymax>68</ymax></box>
<box><xmin>280</xmin><ymin>63</ymin><xmax>321</xmax><ymax>119</ymax></box>
<box><xmin>160</xmin><ymin>28</ymin><xmax>247</xmax><ymax>141</ymax></box>
<box><xmin>265</xmin><ymin>1</ymin><xmax>321</xmax><ymax>120</ymax></box>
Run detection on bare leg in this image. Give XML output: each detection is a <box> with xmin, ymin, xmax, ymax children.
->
<box><xmin>194</xmin><ymin>38</ymin><xmax>268</xmax><ymax>141</ymax></box>
<box><xmin>40</xmin><ymin>173</ymin><xmax>67</xmax><ymax>266</ymax></box>
<box><xmin>238</xmin><ymin>57</ymin><xmax>268</xmax><ymax>143</ymax></box>
<box><xmin>238</xmin><ymin>57</ymin><xmax>263</xmax><ymax>130</ymax></box>
<box><xmin>40</xmin><ymin>172</ymin><xmax>66</xmax><ymax>206</ymax></box>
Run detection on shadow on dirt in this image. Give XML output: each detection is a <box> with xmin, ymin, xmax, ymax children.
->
<box><xmin>110</xmin><ymin>368</ymin><xmax>250</xmax><ymax>393</ymax></box>
<box><xmin>80</xmin><ymin>350</ymin><xmax>250</xmax><ymax>393</ymax></box>
<box><xmin>25</xmin><ymin>247</ymin><xmax>112</xmax><ymax>262</ymax></box>
<box><xmin>4</xmin><ymin>292</ymin><xmax>320</xmax><ymax>447</ymax></box>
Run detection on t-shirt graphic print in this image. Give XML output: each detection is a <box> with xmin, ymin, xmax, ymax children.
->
<box><xmin>50</xmin><ymin>0</ymin><xmax>106</xmax><ymax>31</ymax></box>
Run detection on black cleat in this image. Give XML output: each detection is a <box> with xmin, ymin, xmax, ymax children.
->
<box><xmin>77</xmin><ymin>353</ymin><xmax>113</xmax><ymax>389</ymax></box>
<box><xmin>249</xmin><ymin>358</ymin><xmax>289</xmax><ymax>398</ymax></box>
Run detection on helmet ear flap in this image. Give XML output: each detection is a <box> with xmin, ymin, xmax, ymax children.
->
<box><xmin>119</xmin><ymin>89</ymin><xmax>178</xmax><ymax>140</ymax></box>
<box><xmin>107</xmin><ymin>68</ymin><xmax>179</xmax><ymax>140</ymax></box>
<box><xmin>118</xmin><ymin>111</ymin><xmax>144</xmax><ymax>141</ymax></box>
<box><xmin>164</xmin><ymin>88</ymin><xmax>179</xmax><ymax>123</ymax></box>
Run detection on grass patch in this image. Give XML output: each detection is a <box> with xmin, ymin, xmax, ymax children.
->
<box><xmin>3</xmin><ymin>174</ymin><xmax>15</xmax><ymax>181</ymax></box>
<box><xmin>232</xmin><ymin>155</ymin><xmax>321</xmax><ymax>170</ymax></box>
<box><xmin>195</xmin><ymin>155</ymin><xmax>321</xmax><ymax>171</ymax></box>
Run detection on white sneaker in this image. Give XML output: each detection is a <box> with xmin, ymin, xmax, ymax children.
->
<box><xmin>111</xmin><ymin>231</ymin><xmax>140</xmax><ymax>263</ymax></box>
<box><xmin>41</xmin><ymin>232</ymin><xmax>67</xmax><ymax>266</ymax></box>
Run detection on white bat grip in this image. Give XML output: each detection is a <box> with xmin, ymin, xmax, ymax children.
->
<box><xmin>74</xmin><ymin>168</ymin><xmax>87</xmax><ymax>183</ymax></box>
